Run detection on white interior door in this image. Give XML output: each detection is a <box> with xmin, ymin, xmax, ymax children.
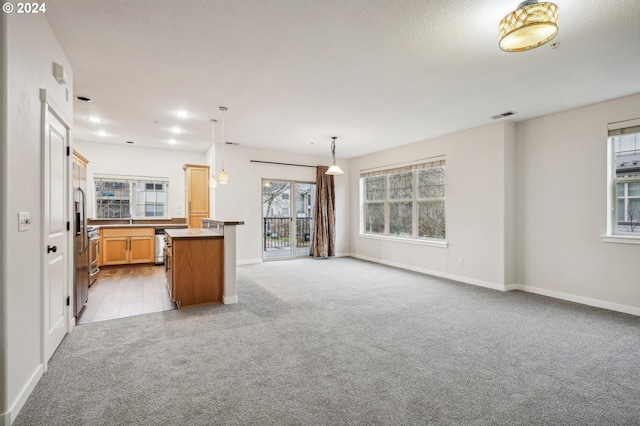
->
<box><xmin>44</xmin><ymin>107</ymin><xmax>69</xmax><ymax>361</ymax></box>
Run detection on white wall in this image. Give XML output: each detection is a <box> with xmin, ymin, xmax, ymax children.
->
<box><xmin>515</xmin><ymin>92</ymin><xmax>640</xmax><ymax>314</ymax></box>
<box><xmin>212</xmin><ymin>144</ymin><xmax>350</xmax><ymax>264</ymax></box>
<box><xmin>349</xmin><ymin>122</ymin><xmax>515</xmax><ymax>289</ymax></box>
<box><xmin>1</xmin><ymin>13</ymin><xmax>73</xmax><ymax>424</ymax></box>
<box><xmin>74</xmin><ymin>139</ymin><xmax>205</xmax><ymax>219</ymax></box>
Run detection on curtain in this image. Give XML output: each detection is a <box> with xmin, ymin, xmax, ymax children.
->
<box><xmin>310</xmin><ymin>166</ymin><xmax>336</xmax><ymax>258</ymax></box>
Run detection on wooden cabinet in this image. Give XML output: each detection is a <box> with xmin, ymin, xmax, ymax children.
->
<box><xmin>102</xmin><ymin>227</ymin><xmax>154</xmax><ymax>265</ymax></box>
<box><xmin>165</xmin><ymin>231</ymin><xmax>223</xmax><ymax>307</ymax></box>
<box><xmin>73</xmin><ymin>150</ymin><xmax>89</xmax><ymax>170</ymax></box>
<box><xmin>184</xmin><ymin>164</ymin><xmax>210</xmax><ymax>228</ymax></box>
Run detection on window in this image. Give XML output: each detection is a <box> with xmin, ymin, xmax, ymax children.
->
<box><xmin>361</xmin><ymin>159</ymin><xmax>446</xmax><ymax>242</ymax></box>
<box><xmin>95</xmin><ymin>176</ymin><xmax>169</xmax><ymax>219</ymax></box>
<box><xmin>606</xmin><ymin>120</ymin><xmax>640</xmax><ymax>242</ymax></box>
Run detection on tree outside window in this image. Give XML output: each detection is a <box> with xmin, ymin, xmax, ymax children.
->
<box><xmin>417</xmin><ymin>167</ymin><xmax>446</xmax><ymax>239</ymax></box>
<box><xmin>361</xmin><ymin>160</ymin><xmax>446</xmax><ymax>241</ymax></box>
<box><xmin>95</xmin><ymin>177</ymin><xmax>169</xmax><ymax>219</ymax></box>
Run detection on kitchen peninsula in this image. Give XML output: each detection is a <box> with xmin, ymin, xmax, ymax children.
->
<box><xmin>165</xmin><ymin>219</ymin><xmax>243</xmax><ymax>307</ymax></box>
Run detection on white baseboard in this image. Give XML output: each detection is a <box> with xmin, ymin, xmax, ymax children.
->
<box><xmin>353</xmin><ymin>254</ymin><xmax>509</xmax><ymax>291</ymax></box>
<box><xmin>511</xmin><ymin>284</ymin><xmax>640</xmax><ymax>316</ymax></box>
<box><xmin>3</xmin><ymin>364</ymin><xmax>43</xmax><ymax>425</ymax></box>
<box><xmin>352</xmin><ymin>254</ymin><xmax>640</xmax><ymax>317</ymax></box>
<box><xmin>223</xmin><ymin>295</ymin><xmax>238</xmax><ymax>305</ymax></box>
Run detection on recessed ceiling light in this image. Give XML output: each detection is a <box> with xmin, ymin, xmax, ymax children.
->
<box><xmin>168</xmin><ymin>139</ymin><xmax>178</xmax><ymax>145</ymax></box>
<box><xmin>176</xmin><ymin>110</ymin><xmax>190</xmax><ymax>118</ymax></box>
<box><xmin>171</xmin><ymin>127</ymin><xmax>183</xmax><ymax>134</ymax></box>
<box><xmin>97</xmin><ymin>130</ymin><xmax>107</xmax><ymax>137</ymax></box>
<box><xmin>76</xmin><ymin>96</ymin><xmax>93</xmax><ymax>102</ymax></box>
<box><xmin>87</xmin><ymin>116</ymin><xmax>103</xmax><ymax>123</ymax></box>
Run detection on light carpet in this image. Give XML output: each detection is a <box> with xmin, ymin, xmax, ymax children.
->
<box><xmin>14</xmin><ymin>257</ymin><xmax>640</xmax><ymax>425</ymax></box>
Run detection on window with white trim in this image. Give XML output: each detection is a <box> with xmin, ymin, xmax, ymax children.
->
<box><xmin>361</xmin><ymin>159</ymin><xmax>446</xmax><ymax>241</ymax></box>
<box><xmin>95</xmin><ymin>176</ymin><xmax>169</xmax><ymax>219</ymax></box>
<box><xmin>607</xmin><ymin>121</ymin><xmax>640</xmax><ymax>239</ymax></box>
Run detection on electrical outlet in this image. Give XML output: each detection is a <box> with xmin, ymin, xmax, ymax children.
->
<box><xmin>18</xmin><ymin>212</ymin><xmax>31</xmax><ymax>231</ymax></box>
<box><xmin>457</xmin><ymin>258</ymin><xmax>464</xmax><ymax>267</ymax></box>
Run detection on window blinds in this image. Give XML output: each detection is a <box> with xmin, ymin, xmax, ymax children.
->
<box><xmin>608</xmin><ymin>118</ymin><xmax>640</xmax><ymax>136</ymax></box>
<box><xmin>360</xmin><ymin>159</ymin><xmax>445</xmax><ymax>178</ymax></box>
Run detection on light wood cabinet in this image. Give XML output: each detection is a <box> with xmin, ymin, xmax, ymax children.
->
<box><xmin>165</xmin><ymin>231</ymin><xmax>223</xmax><ymax>307</ymax></box>
<box><xmin>184</xmin><ymin>164</ymin><xmax>210</xmax><ymax>228</ymax></box>
<box><xmin>102</xmin><ymin>227</ymin><xmax>154</xmax><ymax>265</ymax></box>
<box><xmin>73</xmin><ymin>151</ymin><xmax>89</xmax><ymax>170</ymax></box>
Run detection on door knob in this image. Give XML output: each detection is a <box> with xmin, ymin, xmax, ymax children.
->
<box><xmin>47</xmin><ymin>245</ymin><xmax>57</xmax><ymax>253</ymax></box>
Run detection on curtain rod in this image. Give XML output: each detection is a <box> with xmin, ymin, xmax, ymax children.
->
<box><xmin>250</xmin><ymin>160</ymin><xmax>317</xmax><ymax>168</ymax></box>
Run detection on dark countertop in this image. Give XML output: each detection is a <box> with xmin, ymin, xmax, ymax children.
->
<box><xmin>201</xmin><ymin>218</ymin><xmax>245</xmax><ymax>226</ymax></box>
<box><xmin>165</xmin><ymin>228</ymin><xmax>224</xmax><ymax>240</ymax></box>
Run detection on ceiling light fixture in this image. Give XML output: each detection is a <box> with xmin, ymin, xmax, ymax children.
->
<box><xmin>218</xmin><ymin>107</ymin><xmax>228</xmax><ymax>184</ymax></box>
<box><xmin>87</xmin><ymin>116</ymin><xmax>102</xmax><ymax>123</ymax></box>
<box><xmin>325</xmin><ymin>137</ymin><xmax>344</xmax><ymax>175</ymax></box>
<box><xmin>499</xmin><ymin>1</ymin><xmax>559</xmax><ymax>52</ymax></box>
<box><xmin>209</xmin><ymin>119</ymin><xmax>218</xmax><ymax>188</ymax></box>
<box><xmin>171</xmin><ymin>126</ymin><xmax>183</xmax><ymax>134</ymax></box>
<box><xmin>176</xmin><ymin>110</ymin><xmax>190</xmax><ymax>118</ymax></box>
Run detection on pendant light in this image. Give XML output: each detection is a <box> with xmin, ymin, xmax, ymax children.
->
<box><xmin>325</xmin><ymin>136</ymin><xmax>344</xmax><ymax>175</ymax></box>
<box><xmin>499</xmin><ymin>1</ymin><xmax>559</xmax><ymax>52</ymax></box>
<box><xmin>218</xmin><ymin>106</ymin><xmax>228</xmax><ymax>184</ymax></box>
<box><xmin>209</xmin><ymin>119</ymin><xmax>218</xmax><ymax>187</ymax></box>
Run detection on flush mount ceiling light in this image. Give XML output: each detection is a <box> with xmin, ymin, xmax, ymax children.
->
<box><xmin>325</xmin><ymin>137</ymin><xmax>344</xmax><ymax>175</ymax></box>
<box><xmin>176</xmin><ymin>110</ymin><xmax>190</xmax><ymax>118</ymax></box>
<box><xmin>86</xmin><ymin>116</ymin><xmax>102</xmax><ymax>123</ymax></box>
<box><xmin>218</xmin><ymin>107</ymin><xmax>228</xmax><ymax>184</ymax></box>
<box><xmin>499</xmin><ymin>1</ymin><xmax>559</xmax><ymax>52</ymax></box>
<box><xmin>209</xmin><ymin>119</ymin><xmax>218</xmax><ymax>188</ymax></box>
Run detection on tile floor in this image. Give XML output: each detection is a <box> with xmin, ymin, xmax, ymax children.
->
<box><xmin>77</xmin><ymin>265</ymin><xmax>175</xmax><ymax>325</ymax></box>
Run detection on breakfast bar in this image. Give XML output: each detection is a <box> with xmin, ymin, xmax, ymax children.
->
<box><xmin>201</xmin><ymin>218</ymin><xmax>244</xmax><ymax>305</ymax></box>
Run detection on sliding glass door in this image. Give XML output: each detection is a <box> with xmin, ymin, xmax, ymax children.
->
<box><xmin>262</xmin><ymin>180</ymin><xmax>316</xmax><ymax>260</ymax></box>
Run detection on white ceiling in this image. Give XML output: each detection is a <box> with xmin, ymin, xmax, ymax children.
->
<box><xmin>45</xmin><ymin>0</ymin><xmax>640</xmax><ymax>158</ymax></box>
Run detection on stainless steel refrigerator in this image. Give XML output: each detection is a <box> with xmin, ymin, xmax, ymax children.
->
<box><xmin>73</xmin><ymin>159</ymin><xmax>89</xmax><ymax>316</ymax></box>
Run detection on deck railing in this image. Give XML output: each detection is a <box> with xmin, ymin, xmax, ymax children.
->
<box><xmin>263</xmin><ymin>217</ymin><xmax>312</xmax><ymax>250</ymax></box>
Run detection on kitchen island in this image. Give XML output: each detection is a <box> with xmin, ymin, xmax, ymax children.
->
<box><xmin>165</xmin><ymin>228</ymin><xmax>224</xmax><ymax>307</ymax></box>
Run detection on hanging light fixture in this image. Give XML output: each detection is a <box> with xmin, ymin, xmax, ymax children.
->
<box><xmin>499</xmin><ymin>1</ymin><xmax>559</xmax><ymax>52</ymax></box>
<box><xmin>325</xmin><ymin>136</ymin><xmax>344</xmax><ymax>175</ymax></box>
<box><xmin>209</xmin><ymin>119</ymin><xmax>218</xmax><ymax>187</ymax></box>
<box><xmin>218</xmin><ymin>106</ymin><xmax>228</xmax><ymax>184</ymax></box>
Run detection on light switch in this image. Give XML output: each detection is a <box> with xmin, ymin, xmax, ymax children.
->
<box><xmin>18</xmin><ymin>212</ymin><xmax>31</xmax><ymax>231</ymax></box>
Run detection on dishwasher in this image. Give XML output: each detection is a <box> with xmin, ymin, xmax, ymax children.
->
<box><xmin>154</xmin><ymin>228</ymin><xmax>166</xmax><ymax>265</ymax></box>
